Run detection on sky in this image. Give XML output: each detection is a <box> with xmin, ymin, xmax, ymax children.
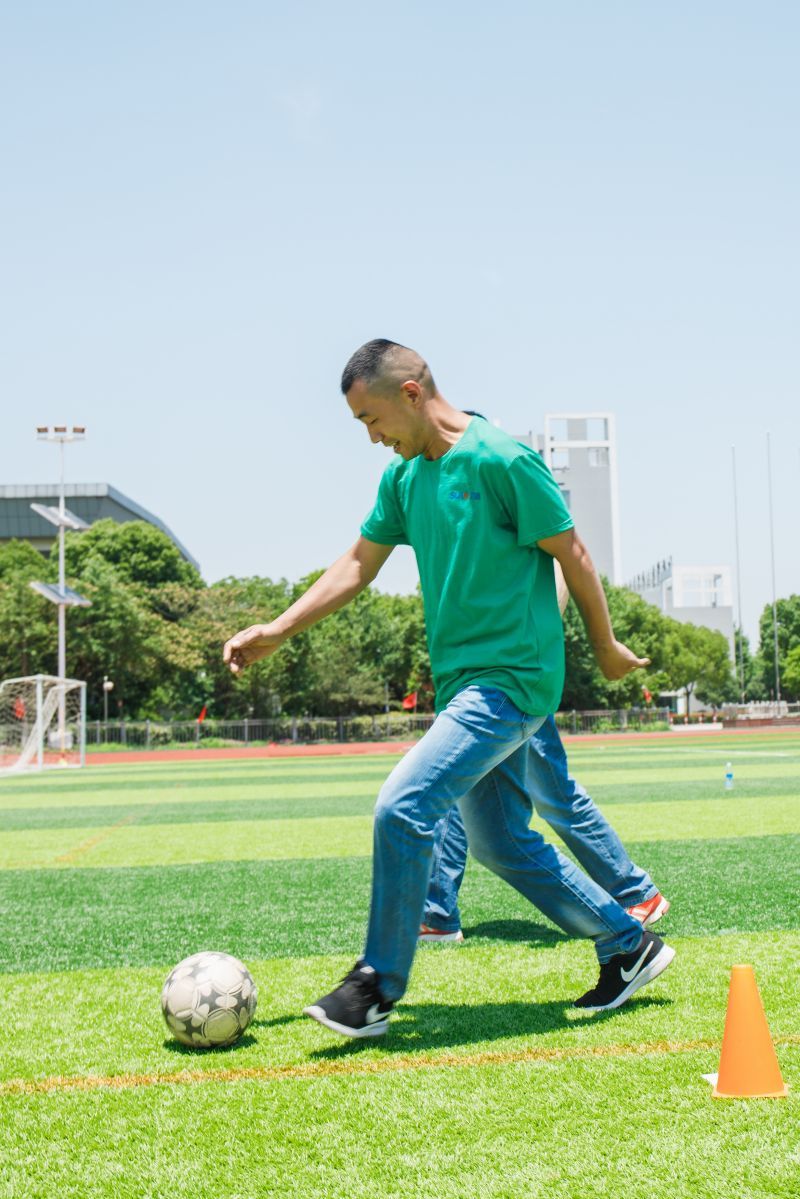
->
<box><xmin>1</xmin><ymin>2</ymin><xmax>798</xmax><ymax>646</ymax></box>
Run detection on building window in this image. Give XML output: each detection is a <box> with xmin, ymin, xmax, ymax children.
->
<box><xmin>587</xmin><ymin>447</ymin><xmax>609</xmax><ymax>467</ymax></box>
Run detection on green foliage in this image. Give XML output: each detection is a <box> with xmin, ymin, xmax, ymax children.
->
<box><xmin>560</xmin><ymin>599</ymin><xmax>606</xmax><ymax>709</ymax></box>
<box><xmin>562</xmin><ymin>579</ymin><xmax>737</xmax><ymax>711</ymax></box>
<box><xmin>0</xmin><ymin>540</ymin><xmax>57</xmax><ymax>678</ymax></box>
<box><xmin>662</xmin><ymin>619</ymin><xmax>736</xmax><ymax>710</ymax></box>
<box><xmin>755</xmin><ymin>595</ymin><xmax>800</xmax><ymax>700</ymax></box>
<box><xmin>64</xmin><ymin>519</ymin><xmax>202</xmax><ymax>589</ymax></box>
<box><xmin>0</xmin><ymin>524</ymin><xmax>760</xmax><ymax>718</ymax></box>
<box><xmin>731</xmin><ymin>627</ymin><xmax>765</xmax><ymax>702</ymax></box>
<box><xmin>783</xmin><ymin>644</ymin><xmax>800</xmax><ymax>701</ymax></box>
<box><xmin>66</xmin><ymin>557</ymin><xmax>201</xmax><ymax>719</ymax></box>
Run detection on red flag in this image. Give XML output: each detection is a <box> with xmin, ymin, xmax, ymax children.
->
<box><xmin>402</xmin><ymin>692</ymin><xmax>418</xmax><ymax>711</ymax></box>
<box><xmin>642</xmin><ymin>685</ymin><xmax>652</xmax><ymax>704</ymax></box>
<box><xmin>13</xmin><ymin>697</ymin><xmax>26</xmax><ymax>720</ymax></box>
<box><xmin>197</xmin><ymin>705</ymin><xmax>208</xmax><ymax>723</ymax></box>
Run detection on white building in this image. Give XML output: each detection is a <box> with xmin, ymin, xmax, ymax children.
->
<box><xmin>628</xmin><ymin>558</ymin><xmax>735</xmax><ymax>657</ymax></box>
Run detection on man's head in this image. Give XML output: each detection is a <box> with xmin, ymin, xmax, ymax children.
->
<box><xmin>341</xmin><ymin>339</ymin><xmax>438</xmax><ymax>460</ymax></box>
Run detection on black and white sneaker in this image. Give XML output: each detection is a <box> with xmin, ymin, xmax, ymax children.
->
<box><xmin>574</xmin><ymin>930</ymin><xmax>675</xmax><ymax>1012</ymax></box>
<box><xmin>304</xmin><ymin>963</ymin><xmax>394</xmax><ymax>1038</ymax></box>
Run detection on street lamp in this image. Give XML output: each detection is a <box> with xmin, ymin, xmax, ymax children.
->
<box><xmin>103</xmin><ymin>676</ymin><xmax>115</xmax><ymax>726</ymax></box>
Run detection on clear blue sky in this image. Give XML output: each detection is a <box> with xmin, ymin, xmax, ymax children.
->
<box><xmin>2</xmin><ymin>2</ymin><xmax>798</xmax><ymax>646</ymax></box>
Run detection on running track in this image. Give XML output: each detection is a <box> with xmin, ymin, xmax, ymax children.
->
<box><xmin>86</xmin><ymin>722</ymin><xmax>800</xmax><ymax>765</ymax></box>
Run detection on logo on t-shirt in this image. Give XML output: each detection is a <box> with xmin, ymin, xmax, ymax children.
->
<box><xmin>448</xmin><ymin>490</ymin><xmax>481</xmax><ymax>501</ymax></box>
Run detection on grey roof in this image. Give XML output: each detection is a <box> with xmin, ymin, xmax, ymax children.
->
<box><xmin>0</xmin><ymin>483</ymin><xmax>200</xmax><ymax>572</ymax></box>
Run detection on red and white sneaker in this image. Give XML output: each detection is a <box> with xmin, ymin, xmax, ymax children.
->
<box><xmin>626</xmin><ymin>892</ymin><xmax>670</xmax><ymax>929</ymax></box>
<box><xmin>418</xmin><ymin>924</ymin><xmax>465</xmax><ymax>944</ymax></box>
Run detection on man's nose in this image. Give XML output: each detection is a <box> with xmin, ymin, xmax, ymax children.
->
<box><xmin>368</xmin><ymin>427</ymin><xmax>383</xmax><ymax>444</ymax></box>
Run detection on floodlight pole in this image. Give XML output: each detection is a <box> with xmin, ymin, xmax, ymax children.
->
<box><xmin>731</xmin><ymin>447</ymin><xmax>746</xmax><ymax>703</ymax></box>
<box><xmin>766</xmin><ymin>432</ymin><xmax>781</xmax><ymax>704</ymax></box>
<box><xmin>36</xmin><ymin>426</ymin><xmax>86</xmax><ymax>750</ymax></box>
<box><xmin>57</xmin><ymin>436</ymin><xmax>67</xmax><ymax>685</ymax></box>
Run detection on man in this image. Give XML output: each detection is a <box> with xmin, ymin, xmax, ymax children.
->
<box><xmin>224</xmin><ymin>339</ymin><xmax>675</xmax><ymax>1038</ymax></box>
<box><xmin>419</xmin><ymin>424</ymin><xmax>668</xmax><ymax>942</ymax></box>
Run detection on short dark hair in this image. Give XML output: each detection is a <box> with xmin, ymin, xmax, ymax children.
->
<box><xmin>340</xmin><ymin>339</ymin><xmax>406</xmax><ymax>395</ymax></box>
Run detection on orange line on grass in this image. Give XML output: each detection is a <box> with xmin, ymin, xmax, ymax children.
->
<box><xmin>54</xmin><ymin>812</ymin><xmax>140</xmax><ymax>865</ymax></box>
<box><xmin>4</xmin><ymin>1034</ymin><xmax>799</xmax><ymax>1096</ymax></box>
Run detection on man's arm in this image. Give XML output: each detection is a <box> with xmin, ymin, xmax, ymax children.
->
<box><xmin>553</xmin><ymin>559</ymin><xmax>569</xmax><ymax>616</ymax></box>
<box><xmin>223</xmin><ymin>537</ymin><xmax>394</xmax><ymax>674</ymax></box>
<box><xmin>538</xmin><ymin>528</ymin><xmax>649</xmax><ymax>680</ymax></box>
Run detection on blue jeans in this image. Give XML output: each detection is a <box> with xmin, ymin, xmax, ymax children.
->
<box><xmin>425</xmin><ymin>714</ymin><xmax>657</xmax><ymax>933</ymax></box>
<box><xmin>363</xmin><ymin>686</ymin><xmax>643</xmax><ymax>1000</ymax></box>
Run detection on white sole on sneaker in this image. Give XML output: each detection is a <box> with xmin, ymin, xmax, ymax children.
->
<box><xmin>583</xmin><ymin>943</ymin><xmax>676</xmax><ymax>1012</ymax></box>
<box><xmin>643</xmin><ymin>897</ymin><xmax>671</xmax><ymax>928</ymax></box>
<box><xmin>418</xmin><ymin>930</ymin><xmax>465</xmax><ymax>944</ymax></box>
<box><xmin>303</xmin><ymin>1004</ymin><xmax>389</xmax><ymax>1038</ymax></box>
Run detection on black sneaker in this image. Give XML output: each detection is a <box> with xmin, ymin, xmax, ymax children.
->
<box><xmin>304</xmin><ymin>963</ymin><xmax>394</xmax><ymax>1038</ymax></box>
<box><xmin>574</xmin><ymin>930</ymin><xmax>675</xmax><ymax>1011</ymax></box>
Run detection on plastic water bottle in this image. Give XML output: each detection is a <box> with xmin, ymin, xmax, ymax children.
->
<box><xmin>724</xmin><ymin>762</ymin><xmax>734</xmax><ymax>791</ymax></box>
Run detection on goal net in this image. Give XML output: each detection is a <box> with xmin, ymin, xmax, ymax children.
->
<box><xmin>0</xmin><ymin>675</ymin><xmax>87</xmax><ymax>774</ymax></box>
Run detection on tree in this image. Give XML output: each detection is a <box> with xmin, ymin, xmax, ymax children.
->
<box><xmin>754</xmin><ymin>595</ymin><xmax>800</xmax><ymax>700</ymax></box>
<box><xmin>0</xmin><ymin>540</ymin><xmax>56</xmax><ymax>679</ymax></box>
<box><xmin>662</xmin><ymin>620</ymin><xmax>736</xmax><ymax>711</ymax></box>
<box><xmin>281</xmin><ymin>575</ymin><xmax>426</xmax><ymax>716</ymax></box>
<box><xmin>561</xmin><ymin>598</ymin><xmax>606</xmax><ymax>709</ymax></box>
<box><xmin>64</xmin><ymin>520</ymin><xmax>202</xmax><ymax>590</ymax></box>
<box><xmin>732</xmin><ymin>627</ymin><xmax>764</xmax><ymax>702</ymax></box>
<box><xmin>181</xmin><ymin>576</ymin><xmax>295</xmax><ymax>719</ymax></box>
<box><xmin>66</xmin><ymin>557</ymin><xmax>202</xmax><ymax>719</ymax></box>
<box><xmin>783</xmin><ymin>645</ymin><xmax>800</xmax><ymax>700</ymax></box>
<box><xmin>561</xmin><ymin>581</ymin><xmax>674</xmax><ymax>710</ymax></box>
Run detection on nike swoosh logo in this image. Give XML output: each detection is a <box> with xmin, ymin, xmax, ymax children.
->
<box><xmin>620</xmin><ymin>942</ymin><xmax>654</xmax><ymax>982</ymax></box>
<box><xmin>365</xmin><ymin>1004</ymin><xmax>387</xmax><ymax>1024</ymax></box>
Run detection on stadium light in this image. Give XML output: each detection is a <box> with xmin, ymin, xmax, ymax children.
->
<box><xmin>30</xmin><ymin>426</ymin><xmax>91</xmax><ymax>752</ymax></box>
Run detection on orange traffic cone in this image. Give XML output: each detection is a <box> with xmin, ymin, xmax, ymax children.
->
<box><xmin>713</xmin><ymin>965</ymin><xmax>788</xmax><ymax>1098</ymax></box>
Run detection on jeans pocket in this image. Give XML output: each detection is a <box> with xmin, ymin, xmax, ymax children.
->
<box><xmin>479</xmin><ymin>687</ymin><xmax>514</xmax><ymax>720</ymax></box>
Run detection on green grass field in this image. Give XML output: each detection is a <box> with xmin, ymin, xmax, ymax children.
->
<box><xmin>1</xmin><ymin>732</ymin><xmax>798</xmax><ymax>1198</ymax></box>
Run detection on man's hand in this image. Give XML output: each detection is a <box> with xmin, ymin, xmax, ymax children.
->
<box><xmin>538</xmin><ymin>529</ymin><xmax>650</xmax><ymax>681</ymax></box>
<box><xmin>223</xmin><ymin>624</ymin><xmax>285</xmax><ymax>674</ymax></box>
<box><xmin>593</xmin><ymin>639</ymin><xmax>651</xmax><ymax>681</ymax></box>
<box><xmin>222</xmin><ymin>538</ymin><xmax>394</xmax><ymax>676</ymax></box>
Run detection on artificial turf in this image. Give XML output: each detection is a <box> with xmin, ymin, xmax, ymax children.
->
<box><xmin>0</xmin><ymin>731</ymin><xmax>797</xmax><ymax>1198</ymax></box>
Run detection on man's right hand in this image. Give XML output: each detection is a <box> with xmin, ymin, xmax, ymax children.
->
<box><xmin>593</xmin><ymin>638</ymin><xmax>651</xmax><ymax>681</ymax></box>
<box><xmin>223</xmin><ymin>624</ymin><xmax>285</xmax><ymax>674</ymax></box>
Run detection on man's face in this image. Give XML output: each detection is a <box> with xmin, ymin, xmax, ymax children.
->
<box><xmin>346</xmin><ymin>379</ymin><xmax>422</xmax><ymax>460</ymax></box>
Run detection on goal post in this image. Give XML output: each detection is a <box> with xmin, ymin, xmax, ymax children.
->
<box><xmin>0</xmin><ymin>675</ymin><xmax>87</xmax><ymax>775</ymax></box>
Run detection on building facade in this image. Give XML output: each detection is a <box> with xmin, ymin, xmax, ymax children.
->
<box><xmin>0</xmin><ymin>483</ymin><xmax>199</xmax><ymax>571</ymax></box>
<box><xmin>627</xmin><ymin>557</ymin><xmax>735</xmax><ymax>658</ymax></box>
<box><xmin>516</xmin><ymin>413</ymin><xmax>621</xmax><ymax>583</ymax></box>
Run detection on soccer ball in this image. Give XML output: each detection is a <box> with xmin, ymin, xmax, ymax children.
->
<box><xmin>161</xmin><ymin>951</ymin><xmax>258</xmax><ymax>1049</ymax></box>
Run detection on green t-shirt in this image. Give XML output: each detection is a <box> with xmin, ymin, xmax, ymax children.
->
<box><xmin>360</xmin><ymin>419</ymin><xmax>574</xmax><ymax>715</ymax></box>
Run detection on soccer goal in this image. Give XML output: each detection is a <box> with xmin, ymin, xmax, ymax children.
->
<box><xmin>0</xmin><ymin>675</ymin><xmax>87</xmax><ymax>774</ymax></box>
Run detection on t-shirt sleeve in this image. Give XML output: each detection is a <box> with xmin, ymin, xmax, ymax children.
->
<box><xmin>360</xmin><ymin>465</ymin><xmax>410</xmax><ymax>546</ymax></box>
<box><xmin>505</xmin><ymin>452</ymin><xmax>575</xmax><ymax>547</ymax></box>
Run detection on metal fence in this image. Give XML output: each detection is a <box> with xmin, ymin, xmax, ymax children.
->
<box><xmin>87</xmin><ymin>713</ymin><xmax>435</xmax><ymax>748</ymax></box>
<box><xmin>86</xmin><ymin>706</ymin><xmax>678</xmax><ymax>749</ymax></box>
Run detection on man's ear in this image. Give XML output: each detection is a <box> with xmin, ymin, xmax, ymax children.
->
<box><xmin>400</xmin><ymin>380</ymin><xmax>422</xmax><ymax>405</ymax></box>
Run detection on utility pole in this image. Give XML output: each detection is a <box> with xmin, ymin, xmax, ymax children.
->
<box><xmin>766</xmin><ymin>432</ymin><xmax>781</xmax><ymax>704</ymax></box>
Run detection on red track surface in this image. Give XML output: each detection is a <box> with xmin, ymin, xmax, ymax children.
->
<box><xmin>86</xmin><ymin>742</ymin><xmax>418</xmax><ymax>765</ymax></box>
<box><xmin>85</xmin><ymin>722</ymin><xmax>799</xmax><ymax>765</ymax></box>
